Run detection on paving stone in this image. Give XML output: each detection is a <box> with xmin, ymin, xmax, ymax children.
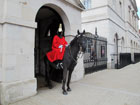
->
<box><xmin>10</xmin><ymin>62</ymin><xmax>140</xmax><ymax>105</ymax></box>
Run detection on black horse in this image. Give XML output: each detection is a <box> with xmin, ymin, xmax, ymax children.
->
<box><xmin>44</xmin><ymin>30</ymin><xmax>87</xmax><ymax>95</ymax></box>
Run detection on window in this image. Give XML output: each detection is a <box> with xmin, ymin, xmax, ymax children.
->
<box><xmin>132</xmin><ymin>11</ymin><xmax>135</xmax><ymax>26</ymax></box>
<box><xmin>134</xmin><ymin>16</ymin><xmax>136</xmax><ymax>29</ymax></box>
<box><xmin>128</xmin><ymin>6</ymin><xmax>131</xmax><ymax>23</ymax></box>
<box><xmin>119</xmin><ymin>1</ymin><xmax>122</xmax><ymax>17</ymax></box>
<box><xmin>83</xmin><ymin>0</ymin><xmax>91</xmax><ymax>9</ymax></box>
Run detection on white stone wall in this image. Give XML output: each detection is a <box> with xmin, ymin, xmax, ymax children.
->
<box><xmin>108</xmin><ymin>0</ymin><xmax>125</xmax><ymax>19</ymax></box>
<box><xmin>0</xmin><ymin>0</ymin><xmax>83</xmax><ymax>104</ymax></box>
<box><xmin>0</xmin><ymin>23</ymin><xmax>37</xmax><ymax>105</ymax></box>
<box><xmin>0</xmin><ymin>0</ymin><xmax>4</xmax><ymax>82</ymax></box>
<box><xmin>0</xmin><ymin>79</ymin><xmax>36</xmax><ymax>105</ymax></box>
<box><xmin>82</xmin><ymin>6</ymin><xmax>108</xmax><ymax>23</ymax></box>
<box><xmin>82</xmin><ymin>0</ymin><xmax>140</xmax><ymax>68</ymax></box>
<box><xmin>107</xmin><ymin>19</ymin><xmax>126</xmax><ymax>67</ymax></box>
<box><xmin>90</xmin><ymin>0</ymin><xmax>108</xmax><ymax>8</ymax></box>
<box><xmin>81</xmin><ymin>5</ymin><xmax>109</xmax><ymax>37</ymax></box>
<box><xmin>124</xmin><ymin>0</ymin><xmax>139</xmax><ymax>33</ymax></box>
<box><xmin>0</xmin><ymin>24</ymin><xmax>2</xmax><ymax>82</ymax></box>
<box><xmin>0</xmin><ymin>0</ymin><xmax>4</xmax><ymax>19</ymax></box>
<box><xmin>2</xmin><ymin>24</ymin><xmax>35</xmax><ymax>82</ymax></box>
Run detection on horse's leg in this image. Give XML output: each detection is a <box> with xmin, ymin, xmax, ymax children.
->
<box><xmin>47</xmin><ymin>61</ymin><xmax>53</xmax><ymax>89</ymax></box>
<box><xmin>67</xmin><ymin>70</ymin><xmax>73</xmax><ymax>92</ymax></box>
<box><xmin>44</xmin><ymin>57</ymin><xmax>52</xmax><ymax>89</ymax></box>
<box><xmin>62</xmin><ymin>67</ymin><xmax>68</xmax><ymax>95</ymax></box>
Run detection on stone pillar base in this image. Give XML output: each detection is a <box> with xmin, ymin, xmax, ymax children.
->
<box><xmin>107</xmin><ymin>62</ymin><xmax>112</xmax><ymax>69</ymax></box>
<box><xmin>71</xmin><ymin>56</ymin><xmax>85</xmax><ymax>82</ymax></box>
<box><xmin>0</xmin><ymin>78</ymin><xmax>37</xmax><ymax>105</ymax></box>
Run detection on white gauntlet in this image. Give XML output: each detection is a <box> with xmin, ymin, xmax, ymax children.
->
<box><xmin>58</xmin><ymin>45</ymin><xmax>63</xmax><ymax>48</ymax></box>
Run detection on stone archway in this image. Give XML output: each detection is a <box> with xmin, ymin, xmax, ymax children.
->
<box><xmin>34</xmin><ymin>3</ymin><xmax>71</xmax><ymax>35</ymax></box>
<box><xmin>34</xmin><ymin>4</ymin><xmax>71</xmax><ymax>89</ymax></box>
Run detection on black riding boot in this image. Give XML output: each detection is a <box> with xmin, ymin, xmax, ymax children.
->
<box><xmin>56</xmin><ymin>63</ymin><xmax>60</xmax><ymax>69</ymax></box>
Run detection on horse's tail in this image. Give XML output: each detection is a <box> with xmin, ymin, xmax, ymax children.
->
<box><xmin>44</xmin><ymin>54</ymin><xmax>48</xmax><ymax>65</ymax></box>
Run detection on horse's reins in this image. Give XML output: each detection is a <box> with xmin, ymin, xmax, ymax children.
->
<box><xmin>66</xmin><ymin>35</ymin><xmax>84</xmax><ymax>63</ymax></box>
<box><xmin>65</xmin><ymin>35</ymin><xmax>78</xmax><ymax>63</ymax></box>
<box><xmin>68</xmin><ymin>45</ymin><xmax>77</xmax><ymax>64</ymax></box>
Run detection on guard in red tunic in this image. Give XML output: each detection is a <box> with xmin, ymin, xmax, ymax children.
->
<box><xmin>46</xmin><ymin>24</ymin><xmax>68</xmax><ymax>69</ymax></box>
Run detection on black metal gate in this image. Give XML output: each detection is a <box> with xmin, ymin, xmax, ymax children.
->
<box><xmin>84</xmin><ymin>32</ymin><xmax>107</xmax><ymax>74</ymax></box>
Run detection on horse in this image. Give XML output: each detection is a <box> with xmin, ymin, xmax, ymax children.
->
<box><xmin>44</xmin><ymin>30</ymin><xmax>87</xmax><ymax>95</ymax></box>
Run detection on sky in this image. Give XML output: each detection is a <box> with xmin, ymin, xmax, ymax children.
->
<box><xmin>136</xmin><ymin>0</ymin><xmax>140</xmax><ymax>28</ymax></box>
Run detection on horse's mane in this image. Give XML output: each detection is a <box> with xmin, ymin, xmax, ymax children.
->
<box><xmin>70</xmin><ymin>35</ymin><xmax>78</xmax><ymax>46</ymax></box>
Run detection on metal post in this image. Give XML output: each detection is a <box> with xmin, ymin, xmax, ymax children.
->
<box><xmin>95</xmin><ymin>27</ymin><xmax>99</xmax><ymax>66</ymax></box>
<box><xmin>116</xmin><ymin>37</ymin><xmax>121</xmax><ymax>69</ymax></box>
<box><xmin>116</xmin><ymin>38</ymin><xmax>119</xmax><ymax>69</ymax></box>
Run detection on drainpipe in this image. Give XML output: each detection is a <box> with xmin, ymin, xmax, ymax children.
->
<box><xmin>95</xmin><ymin>27</ymin><xmax>99</xmax><ymax>66</ymax></box>
<box><xmin>116</xmin><ymin>36</ymin><xmax>121</xmax><ymax>69</ymax></box>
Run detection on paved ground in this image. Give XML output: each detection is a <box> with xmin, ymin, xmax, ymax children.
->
<box><xmin>10</xmin><ymin>62</ymin><xmax>140</xmax><ymax>105</ymax></box>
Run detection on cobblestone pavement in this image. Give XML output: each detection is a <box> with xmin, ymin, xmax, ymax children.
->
<box><xmin>10</xmin><ymin>62</ymin><xmax>140</xmax><ymax>105</ymax></box>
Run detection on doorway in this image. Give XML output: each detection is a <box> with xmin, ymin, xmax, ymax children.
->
<box><xmin>35</xmin><ymin>6</ymin><xmax>64</xmax><ymax>89</ymax></box>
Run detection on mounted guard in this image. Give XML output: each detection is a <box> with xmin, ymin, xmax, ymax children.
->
<box><xmin>46</xmin><ymin>24</ymin><xmax>68</xmax><ymax>69</ymax></box>
<box><xmin>44</xmin><ymin>30</ymin><xmax>87</xmax><ymax>95</ymax></box>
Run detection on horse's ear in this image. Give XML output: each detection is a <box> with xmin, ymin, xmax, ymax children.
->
<box><xmin>77</xmin><ymin>30</ymin><xmax>80</xmax><ymax>35</ymax></box>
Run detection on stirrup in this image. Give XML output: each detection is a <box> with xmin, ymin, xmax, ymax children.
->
<box><xmin>56</xmin><ymin>63</ymin><xmax>60</xmax><ymax>69</ymax></box>
<box><xmin>59</xmin><ymin>63</ymin><xmax>63</xmax><ymax>69</ymax></box>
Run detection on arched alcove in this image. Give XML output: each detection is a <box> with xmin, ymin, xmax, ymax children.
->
<box><xmin>34</xmin><ymin>4</ymin><xmax>70</xmax><ymax>89</ymax></box>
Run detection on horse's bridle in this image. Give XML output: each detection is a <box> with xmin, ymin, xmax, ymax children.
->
<box><xmin>66</xmin><ymin>34</ymin><xmax>85</xmax><ymax>63</ymax></box>
<box><xmin>68</xmin><ymin>43</ymin><xmax>84</xmax><ymax>64</ymax></box>
<box><xmin>68</xmin><ymin>45</ymin><xmax>77</xmax><ymax>64</ymax></box>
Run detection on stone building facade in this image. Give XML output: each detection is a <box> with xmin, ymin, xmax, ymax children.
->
<box><xmin>81</xmin><ymin>0</ymin><xmax>140</xmax><ymax>69</ymax></box>
<box><xmin>0</xmin><ymin>0</ymin><xmax>84</xmax><ymax>105</ymax></box>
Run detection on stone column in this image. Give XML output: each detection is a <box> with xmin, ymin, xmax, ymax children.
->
<box><xmin>0</xmin><ymin>21</ymin><xmax>37</xmax><ymax>105</ymax></box>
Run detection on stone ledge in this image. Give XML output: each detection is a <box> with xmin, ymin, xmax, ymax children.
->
<box><xmin>0</xmin><ymin>17</ymin><xmax>37</xmax><ymax>29</ymax></box>
<box><xmin>0</xmin><ymin>78</ymin><xmax>37</xmax><ymax>105</ymax></box>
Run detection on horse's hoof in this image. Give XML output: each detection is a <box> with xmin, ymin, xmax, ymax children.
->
<box><xmin>67</xmin><ymin>88</ymin><xmax>71</xmax><ymax>92</ymax></box>
<box><xmin>48</xmin><ymin>85</ymin><xmax>53</xmax><ymax>89</ymax></box>
<box><xmin>63</xmin><ymin>91</ymin><xmax>68</xmax><ymax>95</ymax></box>
<box><xmin>46</xmin><ymin>84</ymin><xmax>53</xmax><ymax>89</ymax></box>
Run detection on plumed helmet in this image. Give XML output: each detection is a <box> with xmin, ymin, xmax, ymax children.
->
<box><xmin>58</xmin><ymin>23</ymin><xmax>63</xmax><ymax>32</ymax></box>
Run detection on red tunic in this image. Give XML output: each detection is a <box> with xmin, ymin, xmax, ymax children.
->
<box><xmin>46</xmin><ymin>35</ymin><xmax>68</xmax><ymax>62</ymax></box>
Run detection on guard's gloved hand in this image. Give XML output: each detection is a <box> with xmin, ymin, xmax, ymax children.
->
<box><xmin>65</xmin><ymin>44</ymin><xmax>69</xmax><ymax>47</ymax></box>
<box><xmin>58</xmin><ymin>45</ymin><xmax>63</xmax><ymax>48</ymax></box>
